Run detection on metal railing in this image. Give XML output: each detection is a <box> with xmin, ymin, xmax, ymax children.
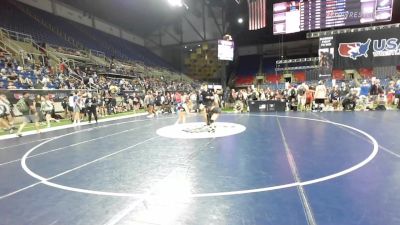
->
<box><xmin>48</xmin><ymin>44</ymin><xmax>89</xmax><ymax>58</ymax></box>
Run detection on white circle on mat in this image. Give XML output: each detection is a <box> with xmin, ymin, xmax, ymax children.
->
<box><xmin>21</xmin><ymin>115</ymin><xmax>379</xmax><ymax>198</ymax></box>
<box><xmin>156</xmin><ymin>122</ymin><xmax>246</xmax><ymax>139</ymax></box>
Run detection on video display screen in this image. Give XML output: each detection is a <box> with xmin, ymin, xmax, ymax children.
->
<box><xmin>218</xmin><ymin>40</ymin><xmax>234</xmax><ymax>61</ymax></box>
<box><xmin>273</xmin><ymin>0</ymin><xmax>393</xmax><ymax>34</ymax></box>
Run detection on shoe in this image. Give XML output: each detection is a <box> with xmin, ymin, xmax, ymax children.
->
<box><xmin>207</xmin><ymin>125</ymin><xmax>216</xmax><ymax>133</ymax></box>
<box><xmin>17</xmin><ymin>133</ymin><xmax>22</xmax><ymax>137</ymax></box>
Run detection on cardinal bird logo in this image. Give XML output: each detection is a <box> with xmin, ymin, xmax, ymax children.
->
<box><xmin>338</xmin><ymin>39</ymin><xmax>371</xmax><ymax>60</ymax></box>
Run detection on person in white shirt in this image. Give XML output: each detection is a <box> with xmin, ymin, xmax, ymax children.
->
<box><xmin>314</xmin><ymin>80</ymin><xmax>327</xmax><ymax>112</ymax></box>
<box><xmin>41</xmin><ymin>95</ymin><xmax>59</xmax><ymax>128</ymax></box>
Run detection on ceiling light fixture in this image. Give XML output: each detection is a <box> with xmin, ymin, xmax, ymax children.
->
<box><xmin>167</xmin><ymin>0</ymin><xmax>189</xmax><ymax>9</ymax></box>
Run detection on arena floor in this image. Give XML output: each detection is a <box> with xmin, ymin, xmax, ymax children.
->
<box><xmin>0</xmin><ymin>111</ymin><xmax>399</xmax><ymax>225</ymax></box>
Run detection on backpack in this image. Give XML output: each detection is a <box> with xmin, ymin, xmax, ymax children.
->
<box><xmin>16</xmin><ymin>98</ymin><xmax>29</xmax><ymax>113</ymax></box>
<box><xmin>290</xmin><ymin>88</ymin><xmax>296</xmax><ymax>97</ymax></box>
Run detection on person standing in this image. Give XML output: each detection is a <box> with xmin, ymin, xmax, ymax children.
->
<box><xmin>200</xmin><ymin>85</ymin><xmax>221</xmax><ymax>132</ymax></box>
<box><xmin>61</xmin><ymin>96</ymin><xmax>69</xmax><ymax>119</ymax></box>
<box><xmin>68</xmin><ymin>93</ymin><xmax>75</xmax><ymax>122</ymax></box>
<box><xmin>144</xmin><ymin>91</ymin><xmax>155</xmax><ymax>118</ymax></box>
<box><xmin>41</xmin><ymin>95</ymin><xmax>59</xmax><ymax>128</ymax></box>
<box><xmin>359</xmin><ymin>80</ymin><xmax>371</xmax><ymax>110</ymax></box>
<box><xmin>85</xmin><ymin>93</ymin><xmax>98</xmax><ymax>123</ymax></box>
<box><xmin>0</xmin><ymin>94</ymin><xmax>16</xmax><ymax>133</ymax></box>
<box><xmin>314</xmin><ymin>81</ymin><xmax>327</xmax><ymax>112</ymax></box>
<box><xmin>0</xmin><ymin>94</ymin><xmax>16</xmax><ymax>131</ymax></box>
<box><xmin>176</xmin><ymin>92</ymin><xmax>189</xmax><ymax>124</ymax></box>
<box><xmin>395</xmin><ymin>79</ymin><xmax>400</xmax><ymax>109</ymax></box>
<box><xmin>16</xmin><ymin>92</ymin><xmax>41</xmax><ymax>137</ymax></box>
<box><xmin>35</xmin><ymin>95</ymin><xmax>44</xmax><ymax>123</ymax></box>
<box><xmin>72</xmin><ymin>91</ymin><xmax>81</xmax><ymax>125</ymax></box>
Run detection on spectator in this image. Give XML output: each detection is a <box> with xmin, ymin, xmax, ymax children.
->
<box><xmin>41</xmin><ymin>95</ymin><xmax>59</xmax><ymax>128</ymax></box>
<box><xmin>16</xmin><ymin>92</ymin><xmax>41</xmax><ymax>136</ymax></box>
<box><xmin>85</xmin><ymin>93</ymin><xmax>98</xmax><ymax>123</ymax></box>
<box><xmin>314</xmin><ymin>81</ymin><xmax>327</xmax><ymax>112</ymax></box>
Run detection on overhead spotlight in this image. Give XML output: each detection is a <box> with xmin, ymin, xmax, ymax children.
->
<box><xmin>238</xmin><ymin>18</ymin><xmax>243</xmax><ymax>24</ymax></box>
<box><xmin>184</xmin><ymin>46</ymin><xmax>187</xmax><ymax>49</ymax></box>
<box><xmin>167</xmin><ymin>0</ymin><xmax>188</xmax><ymax>9</ymax></box>
<box><xmin>167</xmin><ymin>0</ymin><xmax>182</xmax><ymax>7</ymax></box>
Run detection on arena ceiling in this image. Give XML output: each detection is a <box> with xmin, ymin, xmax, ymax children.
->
<box><xmin>60</xmin><ymin>0</ymin><xmax>400</xmax><ymax>47</ymax></box>
<box><xmin>59</xmin><ymin>0</ymin><xmax>229</xmax><ymax>37</ymax></box>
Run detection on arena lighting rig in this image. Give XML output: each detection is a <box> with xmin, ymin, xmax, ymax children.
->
<box><xmin>307</xmin><ymin>23</ymin><xmax>400</xmax><ymax>38</ymax></box>
<box><xmin>167</xmin><ymin>0</ymin><xmax>189</xmax><ymax>9</ymax></box>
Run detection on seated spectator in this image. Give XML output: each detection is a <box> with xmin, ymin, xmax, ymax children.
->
<box><xmin>7</xmin><ymin>81</ymin><xmax>17</xmax><ymax>89</ymax></box>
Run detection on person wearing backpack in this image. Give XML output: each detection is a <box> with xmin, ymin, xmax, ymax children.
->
<box><xmin>16</xmin><ymin>92</ymin><xmax>41</xmax><ymax>137</ymax></box>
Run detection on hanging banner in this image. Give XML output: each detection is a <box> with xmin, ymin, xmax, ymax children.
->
<box><xmin>319</xmin><ymin>36</ymin><xmax>335</xmax><ymax>78</ymax></box>
<box><xmin>334</xmin><ymin>27</ymin><xmax>400</xmax><ymax>69</ymax></box>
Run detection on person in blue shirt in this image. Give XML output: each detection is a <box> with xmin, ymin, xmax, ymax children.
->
<box><xmin>395</xmin><ymin>80</ymin><xmax>400</xmax><ymax>109</ymax></box>
<box><xmin>360</xmin><ymin>80</ymin><xmax>371</xmax><ymax>96</ymax></box>
<box><xmin>359</xmin><ymin>80</ymin><xmax>371</xmax><ymax>110</ymax></box>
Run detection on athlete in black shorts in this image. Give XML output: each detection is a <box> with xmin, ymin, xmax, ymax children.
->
<box><xmin>200</xmin><ymin>85</ymin><xmax>221</xmax><ymax>132</ymax></box>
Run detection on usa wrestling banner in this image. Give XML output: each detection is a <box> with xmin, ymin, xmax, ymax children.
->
<box><xmin>334</xmin><ymin>27</ymin><xmax>400</xmax><ymax>69</ymax></box>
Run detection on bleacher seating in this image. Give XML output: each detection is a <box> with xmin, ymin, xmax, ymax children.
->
<box><xmin>0</xmin><ymin>0</ymin><xmax>174</xmax><ymax>70</ymax></box>
<box><xmin>234</xmin><ymin>55</ymin><xmax>261</xmax><ymax>85</ymax></box>
<box><xmin>0</xmin><ymin>2</ymin><xmax>72</xmax><ymax>48</ymax></box>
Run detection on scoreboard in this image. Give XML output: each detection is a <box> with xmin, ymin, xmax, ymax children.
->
<box><xmin>273</xmin><ymin>0</ymin><xmax>393</xmax><ymax>34</ymax></box>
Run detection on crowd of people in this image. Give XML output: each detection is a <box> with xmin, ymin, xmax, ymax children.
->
<box><xmin>1</xmin><ymin>49</ymin><xmax>198</xmax><ymax>93</ymax></box>
<box><xmin>0</xmin><ymin>83</ymin><xmax>224</xmax><ymax>136</ymax></box>
<box><xmin>0</xmin><ymin>50</ymin><xmax>215</xmax><ymax>136</ymax></box>
<box><xmin>2</xmin><ymin>50</ymin><xmax>400</xmax><ymax>137</ymax></box>
<box><xmin>229</xmin><ymin>78</ymin><xmax>400</xmax><ymax>112</ymax></box>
